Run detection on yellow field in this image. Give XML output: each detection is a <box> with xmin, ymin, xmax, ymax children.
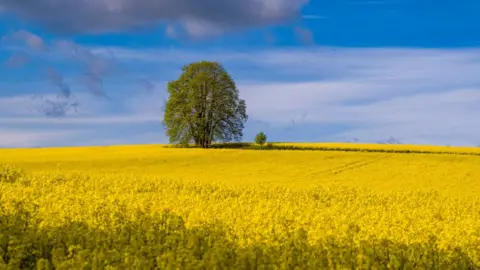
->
<box><xmin>278</xmin><ymin>142</ymin><xmax>480</xmax><ymax>154</ymax></box>
<box><xmin>1</xmin><ymin>144</ymin><xmax>480</xmax><ymax>268</ymax></box>
<box><xmin>2</xmin><ymin>144</ymin><xmax>480</xmax><ymax>196</ymax></box>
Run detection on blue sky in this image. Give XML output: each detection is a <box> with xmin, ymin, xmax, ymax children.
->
<box><xmin>1</xmin><ymin>0</ymin><xmax>480</xmax><ymax>147</ymax></box>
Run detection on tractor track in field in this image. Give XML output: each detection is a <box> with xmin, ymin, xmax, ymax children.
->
<box><xmin>317</xmin><ymin>154</ymin><xmax>391</xmax><ymax>177</ymax></box>
<box><xmin>280</xmin><ymin>154</ymin><xmax>391</xmax><ymax>185</ymax></box>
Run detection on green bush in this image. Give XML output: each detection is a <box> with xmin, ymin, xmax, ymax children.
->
<box><xmin>255</xmin><ymin>132</ymin><xmax>267</xmax><ymax>148</ymax></box>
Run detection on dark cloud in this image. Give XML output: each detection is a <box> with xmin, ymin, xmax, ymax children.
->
<box><xmin>55</xmin><ymin>40</ymin><xmax>151</xmax><ymax>97</ymax></box>
<box><xmin>0</xmin><ymin>31</ymin><xmax>82</xmax><ymax>117</ymax></box>
<box><xmin>39</xmin><ymin>66</ymin><xmax>80</xmax><ymax>117</ymax></box>
<box><xmin>37</xmin><ymin>98</ymin><xmax>79</xmax><ymax>117</ymax></box>
<box><xmin>45</xmin><ymin>67</ymin><xmax>72</xmax><ymax>99</ymax></box>
<box><xmin>55</xmin><ymin>40</ymin><xmax>119</xmax><ymax>97</ymax></box>
<box><xmin>0</xmin><ymin>0</ymin><xmax>308</xmax><ymax>36</ymax></box>
<box><xmin>79</xmin><ymin>73</ymin><xmax>109</xmax><ymax>98</ymax></box>
<box><xmin>30</xmin><ymin>94</ymin><xmax>79</xmax><ymax>118</ymax></box>
<box><xmin>2</xmin><ymin>28</ymin><xmax>168</xmax><ymax>118</ymax></box>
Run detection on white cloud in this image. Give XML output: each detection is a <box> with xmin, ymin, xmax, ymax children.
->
<box><xmin>164</xmin><ymin>24</ymin><xmax>177</xmax><ymax>38</ymax></box>
<box><xmin>0</xmin><ymin>95</ymin><xmax>40</xmax><ymax>116</ymax></box>
<box><xmin>0</xmin><ymin>128</ymin><xmax>84</xmax><ymax>148</ymax></box>
<box><xmin>236</xmin><ymin>48</ymin><xmax>480</xmax><ymax>145</ymax></box>
<box><xmin>75</xmin><ymin>132</ymin><xmax>168</xmax><ymax>146</ymax></box>
<box><xmin>0</xmin><ymin>89</ymin><xmax>163</xmax><ymax>125</ymax></box>
<box><xmin>0</xmin><ymin>125</ymin><xmax>167</xmax><ymax>148</ymax></box>
<box><xmin>2</xmin><ymin>30</ymin><xmax>48</xmax><ymax>52</ymax></box>
<box><xmin>181</xmin><ymin>18</ymin><xmax>223</xmax><ymax>38</ymax></box>
<box><xmin>0</xmin><ymin>115</ymin><xmax>160</xmax><ymax>125</ymax></box>
<box><xmin>0</xmin><ymin>91</ymin><xmax>112</xmax><ymax>117</ymax></box>
<box><xmin>3</xmin><ymin>45</ymin><xmax>480</xmax><ymax>146</ymax></box>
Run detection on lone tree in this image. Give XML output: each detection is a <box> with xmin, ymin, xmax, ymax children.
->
<box><xmin>255</xmin><ymin>132</ymin><xmax>267</xmax><ymax>148</ymax></box>
<box><xmin>163</xmin><ymin>61</ymin><xmax>248</xmax><ymax>148</ymax></box>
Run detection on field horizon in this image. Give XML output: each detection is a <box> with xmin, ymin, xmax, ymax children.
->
<box><xmin>2</xmin><ymin>141</ymin><xmax>480</xmax><ymax>153</ymax></box>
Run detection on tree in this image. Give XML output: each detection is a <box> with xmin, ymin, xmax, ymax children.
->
<box><xmin>255</xmin><ymin>132</ymin><xmax>267</xmax><ymax>148</ymax></box>
<box><xmin>163</xmin><ymin>61</ymin><xmax>248</xmax><ymax>148</ymax></box>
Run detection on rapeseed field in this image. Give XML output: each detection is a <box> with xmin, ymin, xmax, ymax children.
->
<box><xmin>1</xmin><ymin>144</ymin><xmax>480</xmax><ymax>269</ymax></box>
<box><xmin>279</xmin><ymin>142</ymin><xmax>480</xmax><ymax>154</ymax></box>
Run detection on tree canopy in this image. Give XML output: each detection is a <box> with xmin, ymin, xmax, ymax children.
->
<box><xmin>255</xmin><ymin>132</ymin><xmax>267</xmax><ymax>148</ymax></box>
<box><xmin>163</xmin><ymin>61</ymin><xmax>248</xmax><ymax>148</ymax></box>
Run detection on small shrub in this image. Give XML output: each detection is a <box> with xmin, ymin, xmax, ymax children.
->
<box><xmin>255</xmin><ymin>132</ymin><xmax>267</xmax><ymax>149</ymax></box>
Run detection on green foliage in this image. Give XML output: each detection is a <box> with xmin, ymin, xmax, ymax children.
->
<box><xmin>255</xmin><ymin>132</ymin><xmax>267</xmax><ymax>148</ymax></box>
<box><xmin>163</xmin><ymin>61</ymin><xmax>248</xmax><ymax>148</ymax></box>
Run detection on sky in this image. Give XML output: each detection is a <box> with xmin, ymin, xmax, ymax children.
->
<box><xmin>1</xmin><ymin>0</ymin><xmax>480</xmax><ymax>148</ymax></box>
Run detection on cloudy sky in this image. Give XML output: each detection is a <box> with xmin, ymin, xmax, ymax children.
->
<box><xmin>1</xmin><ymin>0</ymin><xmax>480</xmax><ymax>147</ymax></box>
